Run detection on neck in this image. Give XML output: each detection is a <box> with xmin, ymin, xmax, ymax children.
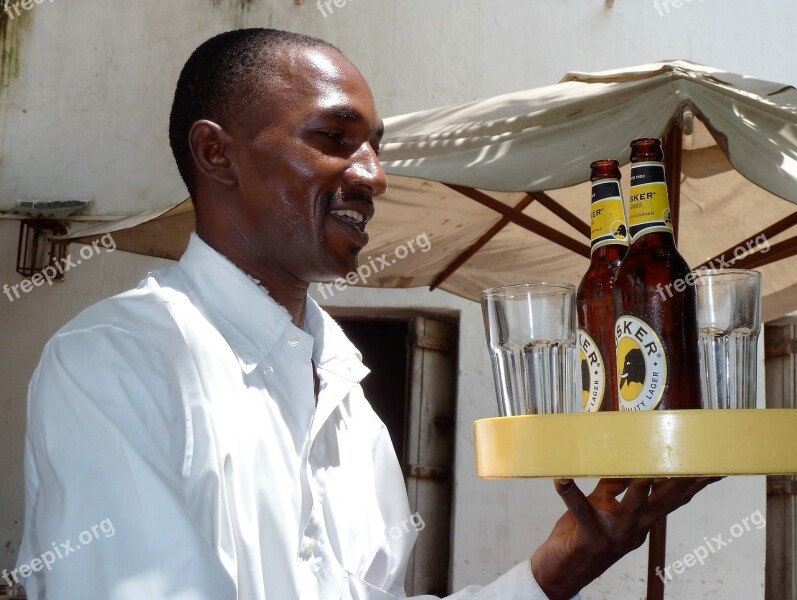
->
<box><xmin>257</xmin><ymin>275</ymin><xmax>309</xmax><ymax>329</ymax></box>
<box><xmin>196</xmin><ymin>228</ymin><xmax>310</xmax><ymax>329</ymax></box>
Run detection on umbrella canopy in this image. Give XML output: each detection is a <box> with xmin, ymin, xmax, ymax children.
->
<box><xmin>357</xmin><ymin>60</ymin><xmax>797</xmax><ymax>322</ymax></box>
<box><xmin>62</xmin><ymin>60</ymin><xmax>797</xmax><ymax>321</ymax></box>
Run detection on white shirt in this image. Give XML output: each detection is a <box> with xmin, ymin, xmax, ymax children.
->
<box><xmin>18</xmin><ymin>233</ymin><xmax>553</xmax><ymax>599</ymax></box>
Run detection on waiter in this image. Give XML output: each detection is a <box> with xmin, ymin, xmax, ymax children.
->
<box><xmin>16</xmin><ymin>28</ymin><xmax>714</xmax><ymax>599</ymax></box>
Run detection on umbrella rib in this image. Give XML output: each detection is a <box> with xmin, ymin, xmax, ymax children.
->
<box><xmin>443</xmin><ymin>183</ymin><xmax>591</xmax><ymax>258</ymax></box>
<box><xmin>429</xmin><ymin>194</ymin><xmax>537</xmax><ymax>290</ymax></box>
<box><xmin>528</xmin><ymin>191</ymin><xmax>590</xmax><ymax>239</ymax></box>
<box><xmin>729</xmin><ymin>234</ymin><xmax>797</xmax><ymax>270</ymax></box>
<box><xmin>695</xmin><ymin>211</ymin><xmax>797</xmax><ymax>270</ymax></box>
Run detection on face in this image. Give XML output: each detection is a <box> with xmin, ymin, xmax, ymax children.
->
<box><xmin>223</xmin><ymin>45</ymin><xmax>387</xmax><ymax>284</ymax></box>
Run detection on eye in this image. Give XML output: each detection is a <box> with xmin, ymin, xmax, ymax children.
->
<box><xmin>321</xmin><ymin>130</ymin><xmax>345</xmax><ymax>145</ymax></box>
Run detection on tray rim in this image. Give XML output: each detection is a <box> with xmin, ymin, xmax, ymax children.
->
<box><xmin>474</xmin><ymin>408</ymin><xmax>797</xmax><ymax>479</ymax></box>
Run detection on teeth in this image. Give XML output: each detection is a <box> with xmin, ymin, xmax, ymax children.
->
<box><xmin>331</xmin><ymin>209</ymin><xmax>364</xmax><ymax>224</ymax></box>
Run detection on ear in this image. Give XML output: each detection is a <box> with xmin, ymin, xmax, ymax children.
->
<box><xmin>188</xmin><ymin>119</ymin><xmax>238</xmax><ymax>190</ymax></box>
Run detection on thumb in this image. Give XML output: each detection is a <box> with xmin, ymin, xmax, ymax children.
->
<box><xmin>554</xmin><ymin>479</ymin><xmax>595</xmax><ymax>525</ymax></box>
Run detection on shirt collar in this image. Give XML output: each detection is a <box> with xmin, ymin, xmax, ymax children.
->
<box><xmin>303</xmin><ymin>296</ymin><xmax>370</xmax><ymax>383</ymax></box>
<box><xmin>177</xmin><ymin>234</ymin><xmax>292</xmax><ymax>371</ymax></box>
<box><xmin>176</xmin><ymin>233</ymin><xmax>368</xmax><ymax>382</ymax></box>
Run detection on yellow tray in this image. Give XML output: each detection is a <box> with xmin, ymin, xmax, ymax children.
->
<box><xmin>474</xmin><ymin>409</ymin><xmax>797</xmax><ymax>478</ymax></box>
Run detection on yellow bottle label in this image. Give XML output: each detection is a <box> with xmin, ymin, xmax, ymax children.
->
<box><xmin>615</xmin><ymin>315</ymin><xmax>668</xmax><ymax>411</ymax></box>
<box><xmin>628</xmin><ymin>162</ymin><xmax>673</xmax><ymax>242</ymax></box>
<box><xmin>590</xmin><ymin>179</ymin><xmax>629</xmax><ymax>253</ymax></box>
<box><xmin>578</xmin><ymin>328</ymin><xmax>605</xmax><ymax>412</ymax></box>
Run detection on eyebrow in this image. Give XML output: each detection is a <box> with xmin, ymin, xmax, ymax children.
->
<box><xmin>322</xmin><ymin>106</ymin><xmax>361</xmax><ymax>122</ymax></box>
<box><xmin>319</xmin><ymin>106</ymin><xmax>385</xmax><ymax>141</ymax></box>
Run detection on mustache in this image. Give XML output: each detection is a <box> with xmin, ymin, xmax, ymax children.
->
<box><xmin>329</xmin><ymin>188</ymin><xmax>374</xmax><ymax>205</ymax></box>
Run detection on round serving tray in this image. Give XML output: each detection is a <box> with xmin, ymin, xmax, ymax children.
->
<box><xmin>474</xmin><ymin>409</ymin><xmax>797</xmax><ymax>478</ymax></box>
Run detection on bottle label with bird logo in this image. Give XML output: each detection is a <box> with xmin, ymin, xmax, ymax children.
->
<box><xmin>615</xmin><ymin>315</ymin><xmax>668</xmax><ymax>411</ymax></box>
<box><xmin>578</xmin><ymin>328</ymin><xmax>605</xmax><ymax>412</ymax></box>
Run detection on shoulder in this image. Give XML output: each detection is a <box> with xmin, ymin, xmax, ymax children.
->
<box><xmin>32</xmin><ymin>264</ymin><xmax>205</xmax><ymax>408</ymax></box>
<box><xmin>28</xmin><ymin>267</ymin><xmax>199</xmax><ymax>468</ymax></box>
<box><xmin>57</xmin><ymin>265</ymin><xmax>194</xmax><ymax>347</ymax></box>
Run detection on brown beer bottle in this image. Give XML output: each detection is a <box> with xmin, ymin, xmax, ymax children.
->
<box><xmin>613</xmin><ymin>138</ymin><xmax>702</xmax><ymax>410</ymax></box>
<box><xmin>577</xmin><ymin>160</ymin><xmax>628</xmax><ymax>412</ymax></box>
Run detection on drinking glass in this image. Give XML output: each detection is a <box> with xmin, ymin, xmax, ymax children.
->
<box><xmin>481</xmin><ymin>283</ymin><xmax>579</xmax><ymax>416</ymax></box>
<box><xmin>695</xmin><ymin>269</ymin><xmax>761</xmax><ymax>409</ymax></box>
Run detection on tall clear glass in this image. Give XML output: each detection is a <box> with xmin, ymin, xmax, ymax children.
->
<box><xmin>481</xmin><ymin>283</ymin><xmax>579</xmax><ymax>416</ymax></box>
<box><xmin>695</xmin><ymin>269</ymin><xmax>761</xmax><ymax>409</ymax></box>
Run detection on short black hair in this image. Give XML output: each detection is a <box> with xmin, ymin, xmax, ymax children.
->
<box><xmin>169</xmin><ymin>28</ymin><xmax>339</xmax><ymax>198</ymax></box>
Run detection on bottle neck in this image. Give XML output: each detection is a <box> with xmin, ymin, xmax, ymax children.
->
<box><xmin>628</xmin><ymin>229</ymin><xmax>677</xmax><ymax>249</ymax></box>
<box><xmin>627</xmin><ymin>160</ymin><xmax>674</xmax><ymax>244</ymax></box>
<box><xmin>591</xmin><ymin>243</ymin><xmax>627</xmax><ymax>264</ymax></box>
<box><xmin>589</xmin><ymin>178</ymin><xmax>629</xmax><ymax>253</ymax></box>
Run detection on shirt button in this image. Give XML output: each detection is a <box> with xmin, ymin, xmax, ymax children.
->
<box><xmin>287</xmin><ymin>336</ymin><xmax>300</xmax><ymax>347</ymax></box>
<box><xmin>263</xmin><ymin>365</ymin><xmax>273</xmax><ymax>375</ymax></box>
<box><xmin>300</xmin><ymin>538</ymin><xmax>315</xmax><ymax>560</ymax></box>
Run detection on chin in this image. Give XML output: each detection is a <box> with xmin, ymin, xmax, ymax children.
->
<box><xmin>313</xmin><ymin>258</ymin><xmax>359</xmax><ymax>284</ymax></box>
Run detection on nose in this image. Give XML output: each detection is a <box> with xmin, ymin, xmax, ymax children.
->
<box><xmin>345</xmin><ymin>143</ymin><xmax>388</xmax><ymax>197</ymax></box>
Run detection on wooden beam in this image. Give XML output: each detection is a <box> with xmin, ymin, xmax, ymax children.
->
<box><xmin>731</xmin><ymin>235</ymin><xmax>797</xmax><ymax>270</ymax></box>
<box><xmin>443</xmin><ymin>184</ymin><xmax>591</xmax><ymax>258</ymax></box>
<box><xmin>663</xmin><ymin>124</ymin><xmax>683</xmax><ymax>244</ymax></box>
<box><xmin>430</xmin><ymin>195</ymin><xmax>537</xmax><ymax>290</ymax></box>
<box><xmin>696</xmin><ymin>212</ymin><xmax>797</xmax><ymax>270</ymax></box>
<box><xmin>528</xmin><ymin>191</ymin><xmax>591</xmax><ymax>239</ymax></box>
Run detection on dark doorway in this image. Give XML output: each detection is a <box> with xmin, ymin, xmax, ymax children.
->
<box><xmin>336</xmin><ymin>315</ymin><xmax>458</xmax><ymax>596</ymax></box>
<box><xmin>337</xmin><ymin>318</ymin><xmax>410</xmax><ymax>462</ymax></box>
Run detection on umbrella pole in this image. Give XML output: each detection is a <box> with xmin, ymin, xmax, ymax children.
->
<box><xmin>646</xmin><ymin>518</ymin><xmax>667</xmax><ymax>599</ymax></box>
<box><xmin>663</xmin><ymin>122</ymin><xmax>683</xmax><ymax>243</ymax></box>
<box><xmin>643</xmin><ymin>124</ymin><xmax>683</xmax><ymax>600</ymax></box>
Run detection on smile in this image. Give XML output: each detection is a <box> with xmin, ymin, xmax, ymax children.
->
<box><xmin>330</xmin><ymin>208</ymin><xmax>365</xmax><ymax>225</ymax></box>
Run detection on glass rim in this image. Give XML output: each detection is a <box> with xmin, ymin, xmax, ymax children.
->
<box><xmin>481</xmin><ymin>281</ymin><xmax>575</xmax><ymax>299</ymax></box>
<box><xmin>693</xmin><ymin>268</ymin><xmax>761</xmax><ymax>283</ymax></box>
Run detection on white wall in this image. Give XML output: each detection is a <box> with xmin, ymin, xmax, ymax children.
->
<box><xmin>1</xmin><ymin>0</ymin><xmax>789</xmax><ymax>596</ymax></box>
<box><xmin>2</xmin><ymin>0</ymin><xmax>796</xmax><ymax>215</ymax></box>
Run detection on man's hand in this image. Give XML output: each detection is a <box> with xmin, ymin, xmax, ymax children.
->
<box><xmin>531</xmin><ymin>477</ymin><xmax>719</xmax><ymax>600</ymax></box>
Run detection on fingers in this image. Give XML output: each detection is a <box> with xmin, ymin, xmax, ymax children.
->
<box><xmin>554</xmin><ymin>479</ymin><xmax>598</xmax><ymax>526</ymax></box>
<box><xmin>591</xmin><ymin>478</ymin><xmax>632</xmax><ymax>500</ymax></box>
<box><xmin>639</xmin><ymin>477</ymin><xmax>719</xmax><ymax>530</ymax></box>
<box><xmin>552</xmin><ymin>476</ymin><xmax>719</xmax><ymax>544</ymax></box>
<box><xmin>619</xmin><ymin>478</ymin><xmax>654</xmax><ymax>512</ymax></box>
<box><xmin>652</xmin><ymin>477</ymin><xmax>713</xmax><ymax>506</ymax></box>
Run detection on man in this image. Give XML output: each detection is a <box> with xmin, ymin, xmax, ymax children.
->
<box><xmin>16</xmin><ymin>29</ymin><xmax>713</xmax><ymax>599</ymax></box>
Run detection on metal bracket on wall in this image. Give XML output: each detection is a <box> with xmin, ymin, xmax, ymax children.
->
<box><xmin>407</xmin><ymin>464</ymin><xmax>450</xmax><ymax>482</ymax></box>
<box><xmin>767</xmin><ymin>476</ymin><xmax>797</xmax><ymax>496</ymax></box>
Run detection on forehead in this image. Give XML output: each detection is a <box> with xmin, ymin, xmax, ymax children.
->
<box><xmin>262</xmin><ymin>45</ymin><xmax>380</xmax><ymax>124</ymax></box>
